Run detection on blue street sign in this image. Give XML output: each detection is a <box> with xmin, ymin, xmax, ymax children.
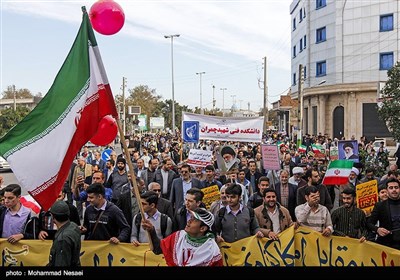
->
<box><xmin>101</xmin><ymin>148</ymin><xmax>113</xmax><ymax>161</ymax></box>
<box><xmin>182</xmin><ymin>121</ymin><xmax>199</xmax><ymax>143</ymax></box>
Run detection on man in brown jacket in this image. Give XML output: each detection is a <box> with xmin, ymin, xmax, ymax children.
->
<box><xmin>254</xmin><ymin>188</ymin><xmax>293</xmax><ymax>240</ymax></box>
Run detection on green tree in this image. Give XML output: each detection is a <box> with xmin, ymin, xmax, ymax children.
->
<box><xmin>377</xmin><ymin>61</ymin><xmax>400</xmax><ymax>142</ymax></box>
<box><xmin>0</xmin><ymin>107</ymin><xmax>31</xmax><ymax>137</ymax></box>
<box><xmin>157</xmin><ymin>99</ymin><xmax>192</xmax><ymax>132</ymax></box>
<box><xmin>2</xmin><ymin>85</ymin><xmax>34</xmax><ymax>99</ymax></box>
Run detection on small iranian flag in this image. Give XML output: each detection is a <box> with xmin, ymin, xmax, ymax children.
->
<box><xmin>0</xmin><ymin>7</ymin><xmax>118</xmax><ymax>210</ymax></box>
<box><xmin>312</xmin><ymin>144</ymin><xmax>325</xmax><ymax>154</ymax></box>
<box><xmin>322</xmin><ymin>160</ymin><xmax>353</xmax><ymax>185</ymax></box>
<box><xmin>298</xmin><ymin>144</ymin><xmax>307</xmax><ymax>153</ymax></box>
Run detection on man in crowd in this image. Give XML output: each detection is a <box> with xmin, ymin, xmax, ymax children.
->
<box><xmin>367</xmin><ymin>178</ymin><xmax>400</xmax><ymax>250</ymax></box>
<box><xmin>141</xmin><ymin>207</ymin><xmax>222</xmax><ymax>266</ymax></box>
<box><xmin>254</xmin><ymin>188</ymin><xmax>294</xmax><ymax>241</ymax></box>
<box><xmin>47</xmin><ymin>200</ymin><xmax>81</xmax><ymax>267</ymax></box>
<box><xmin>295</xmin><ymin>186</ymin><xmax>333</xmax><ymax>236</ymax></box>
<box><xmin>0</xmin><ymin>184</ymin><xmax>34</xmax><ymax>243</ymax></box>
<box><xmin>331</xmin><ymin>187</ymin><xmax>367</xmax><ymax>242</ymax></box>
<box><xmin>81</xmin><ymin>183</ymin><xmax>131</xmax><ymax>243</ymax></box>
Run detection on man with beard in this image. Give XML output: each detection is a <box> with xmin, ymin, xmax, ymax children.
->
<box><xmin>331</xmin><ymin>187</ymin><xmax>367</xmax><ymax>242</ymax></box>
<box><xmin>367</xmin><ymin>178</ymin><xmax>400</xmax><ymax>250</ymax></box>
<box><xmin>254</xmin><ymin>188</ymin><xmax>293</xmax><ymax>241</ymax></box>
<box><xmin>296</xmin><ymin>168</ymin><xmax>333</xmax><ymax>211</ymax></box>
<box><xmin>105</xmin><ymin>157</ymin><xmax>130</xmax><ymax>203</ymax></box>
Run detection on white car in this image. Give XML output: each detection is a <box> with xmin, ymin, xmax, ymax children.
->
<box><xmin>0</xmin><ymin>156</ymin><xmax>11</xmax><ymax>171</ymax></box>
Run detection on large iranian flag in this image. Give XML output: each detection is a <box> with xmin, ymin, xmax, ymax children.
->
<box><xmin>0</xmin><ymin>8</ymin><xmax>118</xmax><ymax>211</ymax></box>
<box><xmin>322</xmin><ymin>160</ymin><xmax>353</xmax><ymax>186</ymax></box>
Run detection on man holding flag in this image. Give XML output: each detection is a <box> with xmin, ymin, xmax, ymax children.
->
<box><xmin>0</xmin><ymin>7</ymin><xmax>118</xmax><ymax>211</ymax></box>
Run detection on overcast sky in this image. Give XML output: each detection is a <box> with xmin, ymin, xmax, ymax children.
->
<box><xmin>1</xmin><ymin>0</ymin><xmax>292</xmax><ymax>112</ymax></box>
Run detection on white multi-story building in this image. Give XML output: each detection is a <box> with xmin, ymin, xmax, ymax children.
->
<box><xmin>290</xmin><ymin>0</ymin><xmax>399</xmax><ymax>141</ymax></box>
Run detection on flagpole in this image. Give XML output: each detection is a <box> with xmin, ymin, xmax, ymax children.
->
<box><xmin>116</xmin><ymin>119</ymin><xmax>153</xmax><ymax>250</ymax></box>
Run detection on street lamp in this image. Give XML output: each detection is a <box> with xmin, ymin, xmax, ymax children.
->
<box><xmin>220</xmin><ymin>88</ymin><xmax>227</xmax><ymax>116</ymax></box>
<box><xmin>196</xmin><ymin>72</ymin><xmax>205</xmax><ymax>114</ymax></box>
<box><xmin>164</xmin><ymin>34</ymin><xmax>180</xmax><ymax>135</ymax></box>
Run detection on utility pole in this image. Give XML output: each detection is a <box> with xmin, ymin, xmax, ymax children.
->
<box><xmin>13</xmin><ymin>84</ymin><xmax>16</xmax><ymax>111</ymax></box>
<box><xmin>220</xmin><ymin>88</ymin><xmax>227</xmax><ymax>116</ymax></box>
<box><xmin>212</xmin><ymin>84</ymin><xmax>216</xmax><ymax>114</ymax></box>
<box><xmin>263</xmin><ymin>56</ymin><xmax>268</xmax><ymax>133</ymax></box>
<box><xmin>297</xmin><ymin>64</ymin><xmax>304</xmax><ymax>148</ymax></box>
<box><xmin>196</xmin><ymin>72</ymin><xmax>205</xmax><ymax>114</ymax></box>
<box><xmin>164</xmin><ymin>34</ymin><xmax>180</xmax><ymax>135</ymax></box>
<box><xmin>122</xmin><ymin>77</ymin><xmax>127</xmax><ymax>135</ymax></box>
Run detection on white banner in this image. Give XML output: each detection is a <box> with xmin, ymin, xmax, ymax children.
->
<box><xmin>187</xmin><ymin>149</ymin><xmax>213</xmax><ymax>167</ymax></box>
<box><xmin>182</xmin><ymin>112</ymin><xmax>263</xmax><ymax>142</ymax></box>
<box><xmin>150</xmin><ymin>117</ymin><xmax>164</xmax><ymax>129</ymax></box>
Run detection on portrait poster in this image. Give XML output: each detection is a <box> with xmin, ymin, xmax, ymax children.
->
<box><xmin>215</xmin><ymin>144</ymin><xmax>239</xmax><ymax>173</ymax></box>
<box><xmin>338</xmin><ymin>140</ymin><xmax>359</xmax><ymax>163</ymax></box>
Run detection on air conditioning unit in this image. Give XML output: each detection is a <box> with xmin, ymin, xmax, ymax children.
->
<box><xmin>128</xmin><ymin>106</ymin><xmax>141</xmax><ymax>115</ymax></box>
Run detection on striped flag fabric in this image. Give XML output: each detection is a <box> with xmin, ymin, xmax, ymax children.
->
<box><xmin>0</xmin><ymin>7</ymin><xmax>118</xmax><ymax>211</ymax></box>
<box><xmin>322</xmin><ymin>160</ymin><xmax>353</xmax><ymax>185</ymax></box>
<box><xmin>298</xmin><ymin>144</ymin><xmax>307</xmax><ymax>153</ymax></box>
<box><xmin>312</xmin><ymin>144</ymin><xmax>325</xmax><ymax>154</ymax></box>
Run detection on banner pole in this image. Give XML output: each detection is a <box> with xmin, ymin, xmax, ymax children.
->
<box><xmin>116</xmin><ymin>119</ymin><xmax>153</xmax><ymax>250</ymax></box>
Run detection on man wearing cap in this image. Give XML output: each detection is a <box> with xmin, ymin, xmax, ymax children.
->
<box><xmin>47</xmin><ymin>200</ymin><xmax>81</xmax><ymax>267</ymax></box>
<box><xmin>142</xmin><ymin>207</ymin><xmax>222</xmax><ymax>266</ymax></box>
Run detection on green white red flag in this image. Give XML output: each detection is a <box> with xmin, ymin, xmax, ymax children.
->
<box><xmin>312</xmin><ymin>144</ymin><xmax>325</xmax><ymax>154</ymax></box>
<box><xmin>322</xmin><ymin>160</ymin><xmax>353</xmax><ymax>185</ymax></box>
<box><xmin>298</xmin><ymin>144</ymin><xmax>307</xmax><ymax>153</ymax></box>
<box><xmin>0</xmin><ymin>7</ymin><xmax>118</xmax><ymax>211</ymax></box>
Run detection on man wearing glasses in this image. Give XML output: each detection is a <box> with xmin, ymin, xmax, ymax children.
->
<box><xmin>148</xmin><ymin>182</ymin><xmax>173</xmax><ymax>219</ymax></box>
<box><xmin>169</xmin><ymin>164</ymin><xmax>202</xmax><ymax>213</ymax></box>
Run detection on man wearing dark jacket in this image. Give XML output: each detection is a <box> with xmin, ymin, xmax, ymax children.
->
<box><xmin>367</xmin><ymin>178</ymin><xmax>400</xmax><ymax>250</ymax></box>
<box><xmin>47</xmin><ymin>200</ymin><xmax>81</xmax><ymax>267</ymax></box>
<box><xmin>81</xmin><ymin>183</ymin><xmax>131</xmax><ymax>243</ymax></box>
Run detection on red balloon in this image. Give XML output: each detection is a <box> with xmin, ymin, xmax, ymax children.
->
<box><xmin>89</xmin><ymin>0</ymin><xmax>125</xmax><ymax>35</ymax></box>
<box><xmin>90</xmin><ymin>115</ymin><xmax>118</xmax><ymax>146</ymax></box>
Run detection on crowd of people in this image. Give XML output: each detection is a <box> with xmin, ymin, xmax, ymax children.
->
<box><xmin>1</xmin><ymin>130</ymin><xmax>400</xmax><ymax>266</ymax></box>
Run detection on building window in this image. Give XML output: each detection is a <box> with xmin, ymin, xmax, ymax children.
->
<box><xmin>300</xmin><ymin>38</ymin><xmax>303</xmax><ymax>51</ymax></box>
<box><xmin>316</xmin><ymin>0</ymin><xmax>326</xmax><ymax>9</ymax></box>
<box><xmin>293</xmin><ymin>45</ymin><xmax>296</xmax><ymax>58</ymax></box>
<box><xmin>304</xmin><ymin>107</ymin><xmax>309</xmax><ymax>134</ymax></box>
<box><xmin>304</xmin><ymin>66</ymin><xmax>307</xmax><ymax>79</ymax></box>
<box><xmin>316</xmin><ymin>27</ymin><xmax>326</xmax><ymax>43</ymax></box>
<box><xmin>312</xmin><ymin>106</ymin><xmax>318</xmax><ymax>136</ymax></box>
<box><xmin>293</xmin><ymin>73</ymin><xmax>297</xmax><ymax>85</ymax></box>
<box><xmin>380</xmin><ymin>14</ymin><xmax>393</xmax><ymax>32</ymax></box>
<box><xmin>304</xmin><ymin>35</ymin><xmax>307</xmax><ymax>49</ymax></box>
<box><xmin>293</xmin><ymin>18</ymin><xmax>296</xmax><ymax>31</ymax></box>
<box><xmin>303</xmin><ymin>8</ymin><xmax>306</xmax><ymax>18</ymax></box>
<box><xmin>316</xmin><ymin>60</ymin><xmax>326</xmax><ymax>76</ymax></box>
<box><xmin>300</xmin><ymin>9</ymin><xmax>303</xmax><ymax>22</ymax></box>
<box><xmin>380</xmin><ymin>52</ymin><xmax>394</xmax><ymax>70</ymax></box>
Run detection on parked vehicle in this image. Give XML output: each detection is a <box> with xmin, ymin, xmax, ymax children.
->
<box><xmin>0</xmin><ymin>156</ymin><xmax>11</xmax><ymax>171</ymax></box>
<box><xmin>373</xmin><ymin>137</ymin><xmax>398</xmax><ymax>157</ymax></box>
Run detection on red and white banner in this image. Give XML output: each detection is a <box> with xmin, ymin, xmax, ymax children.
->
<box><xmin>182</xmin><ymin>112</ymin><xmax>263</xmax><ymax>142</ymax></box>
<box><xmin>187</xmin><ymin>149</ymin><xmax>213</xmax><ymax>167</ymax></box>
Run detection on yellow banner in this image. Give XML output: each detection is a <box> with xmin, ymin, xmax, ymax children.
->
<box><xmin>0</xmin><ymin>240</ymin><xmax>166</xmax><ymax>267</ymax></box>
<box><xmin>201</xmin><ymin>185</ymin><xmax>220</xmax><ymax>209</ymax></box>
<box><xmin>220</xmin><ymin>226</ymin><xmax>400</xmax><ymax>266</ymax></box>
<box><xmin>356</xmin><ymin>180</ymin><xmax>378</xmax><ymax>216</ymax></box>
<box><xmin>2</xmin><ymin>226</ymin><xmax>400</xmax><ymax>266</ymax></box>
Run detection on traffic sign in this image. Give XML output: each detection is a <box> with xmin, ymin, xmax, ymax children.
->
<box><xmin>101</xmin><ymin>149</ymin><xmax>113</xmax><ymax>161</ymax></box>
